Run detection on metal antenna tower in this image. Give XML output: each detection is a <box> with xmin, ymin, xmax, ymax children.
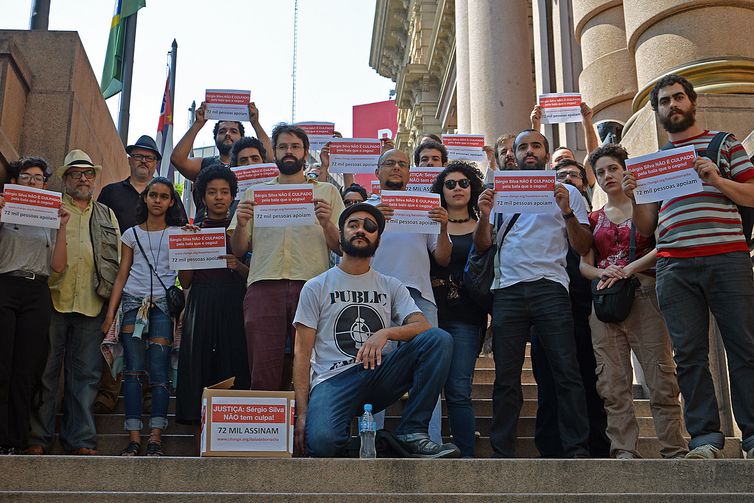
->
<box><xmin>291</xmin><ymin>0</ymin><xmax>299</xmax><ymax>123</ymax></box>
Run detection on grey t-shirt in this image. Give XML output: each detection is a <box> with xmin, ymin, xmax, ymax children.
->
<box><xmin>293</xmin><ymin>266</ymin><xmax>420</xmax><ymax>389</ymax></box>
<box><xmin>0</xmin><ymin>223</ymin><xmax>56</xmax><ymax>277</ymax></box>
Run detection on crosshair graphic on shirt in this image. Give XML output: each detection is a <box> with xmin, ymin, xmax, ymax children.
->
<box><xmin>334</xmin><ymin>304</ymin><xmax>385</xmax><ymax>357</ymax></box>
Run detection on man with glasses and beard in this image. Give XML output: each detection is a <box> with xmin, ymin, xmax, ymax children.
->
<box><xmin>292</xmin><ymin>202</ymin><xmax>459</xmax><ymax>458</ymax></box>
<box><xmin>623</xmin><ymin>74</ymin><xmax>754</xmax><ymax>460</ymax></box>
<box><xmin>229</xmin><ymin>124</ymin><xmax>344</xmax><ymax>391</ymax></box>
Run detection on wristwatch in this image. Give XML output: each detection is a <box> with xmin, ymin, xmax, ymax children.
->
<box><xmin>562</xmin><ymin>210</ymin><xmax>576</xmax><ymax>220</ymax></box>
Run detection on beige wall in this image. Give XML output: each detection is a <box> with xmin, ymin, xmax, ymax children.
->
<box><xmin>0</xmin><ymin>30</ymin><xmax>128</xmax><ymax>195</ymax></box>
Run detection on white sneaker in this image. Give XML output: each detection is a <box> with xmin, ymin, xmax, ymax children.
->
<box><xmin>685</xmin><ymin>444</ymin><xmax>722</xmax><ymax>459</ymax></box>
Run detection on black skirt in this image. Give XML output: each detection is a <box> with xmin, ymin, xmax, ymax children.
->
<box><xmin>175</xmin><ymin>277</ymin><xmax>250</xmax><ymax>425</ymax></box>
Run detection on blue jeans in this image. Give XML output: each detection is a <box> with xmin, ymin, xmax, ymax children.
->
<box><xmin>407</xmin><ymin>289</ymin><xmax>443</xmax><ymax>445</ymax></box>
<box><xmin>28</xmin><ymin>310</ymin><xmax>104</xmax><ymax>452</ymax></box>
<box><xmin>120</xmin><ymin>307</ymin><xmax>173</xmax><ymax>431</ymax></box>
<box><xmin>306</xmin><ymin>328</ymin><xmax>452</xmax><ymax>457</ymax></box>
<box><xmin>441</xmin><ymin>320</ymin><xmax>482</xmax><ymax>457</ymax></box>
<box><xmin>656</xmin><ymin>252</ymin><xmax>754</xmax><ymax>452</ymax></box>
<box><xmin>490</xmin><ymin>279</ymin><xmax>590</xmax><ymax>458</ymax></box>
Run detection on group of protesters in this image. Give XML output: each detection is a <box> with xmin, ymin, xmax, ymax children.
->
<box><xmin>1</xmin><ymin>74</ymin><xmax>753</xmax><ymax>460</ymax></box>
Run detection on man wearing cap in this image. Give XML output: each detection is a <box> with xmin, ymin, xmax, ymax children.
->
<box><xmin>293</xmin><ymin>202</ymin><xmax>459</xmax><ymax>458</ymax></box>
<box><xmin>27</xmin><ymin>150</ymin><xmax>120</xmax><ymax>455</ymax></box>
<box><xmin>98</xmin><ymin>135</ymin><xmax>164</xmax><ymax>233</ymax></box>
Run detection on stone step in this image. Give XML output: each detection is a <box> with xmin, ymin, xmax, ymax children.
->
<box><xmin>3</xmin><ymin>457</ymin><xmax>751</xmax><ymax>495</ymax></box>
<box><xmin>385</xmin><ymin>399</ymin><xmax>657</xmax><ymax>418</ymax></box>
<box><xmin>473</xmin><ymin>367</ymin><xmax>534</xmax><ymax>384</ymax></box>
<box><xmin>2</xmin><ymin>492</ymin><xmax>753</xmax><ymax>502</ymax></box>
<box><xmin>472</xmin><ymin>382</ymin><xmax>648</xmax><ymax>400</ymax></box>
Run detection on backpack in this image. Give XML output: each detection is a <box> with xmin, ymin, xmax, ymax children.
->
<box><xmin>662</xmin><ymin>132</ymin><xmax>754</xmax><ymax>247</ymax></box>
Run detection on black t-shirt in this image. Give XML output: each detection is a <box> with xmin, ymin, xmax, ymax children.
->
<box><xmin>192</xmin><ymin>156</ymin><xmax>239</xmax><ymax>225</ymax></box>
<box><xmin>99</xmin><ymin>177</ymin><xmax>189</xmax><ymax>233</ymax></box>
<box><xmin>429</xmin><ymin>232</ymin><xmax>486</xmax><ymax>327</ymax></box>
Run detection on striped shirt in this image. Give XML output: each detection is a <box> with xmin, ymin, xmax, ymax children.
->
<box><xmin>657</xmin><ymin>130</ymin><xmax>754</xmax><ymax>258</ymax></box>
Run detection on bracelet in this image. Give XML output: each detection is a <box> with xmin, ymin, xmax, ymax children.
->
<box><xmin>562</xmin><ymin>210</ymin><xmax>576</xmax><ymax>220</ymax></box>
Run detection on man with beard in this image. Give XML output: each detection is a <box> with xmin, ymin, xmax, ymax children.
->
<box><xmin>623</xmin><ymin>74</ymin><xmax>754</xmax><ymax>460</ymax></box>
<box><xmin>530</xmin><ymin>158</ymin><xmax>610</xmax><ymax>458</ymax></box>
<box><xmin>368</xmin><ymin>148</ymin><xmax>451</xmax><ymax>444</ymax></box>
<box><xmin>475</xmin><ymin>129</ymin><xmax>593</xmax><ymax>458</ymax></box>
<box><xmin>26</xmin><ymin>150</ymin><xmax>120</xmax><ymax>455</ymax></box>
<box><xmin>414</xmin><ymin>140</ymin><xmax>447</xmax><ymax>168</ymax></box>
<box><xmin>229</xmin><ymin>124</ymin><xmax>344</xmax><ymax>391</ymax></box>
<box><xmin>292</xmin><ymin>202</ymin><xmax>459</xmax><ymax>458</ymax></box>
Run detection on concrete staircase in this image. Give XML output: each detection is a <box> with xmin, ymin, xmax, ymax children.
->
<box><xmin>2</xmin><ymin>345</ymin><xmax>750</xmax><ymax>500</ymax></box>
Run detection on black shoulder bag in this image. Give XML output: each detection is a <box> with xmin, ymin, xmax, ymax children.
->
<box><xmin>591</xmin><ymin>222</ymin><xmax>641</xmax><ymax>323</ymax></box>
<box><xmin>463</xmin><ymin>213</ymin><xmax>520</xmax><ymax>314</ymax></box>
<box><xmin>132</xmin><ymin>228</ymin><xmax>185</xmax><ymax>318</ymax></box>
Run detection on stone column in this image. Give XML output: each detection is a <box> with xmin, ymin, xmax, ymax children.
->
<box><xmin>466</xmin><ymin>0</ymin><xmax>535</xmax><ymax>144</ymax></box>
<box><xmin>454</xmin><ymin>0</ymin><xmax>471</xmax><ymax>133</ymax></box>
<box><xmin>573</xmin><ymin>0</ymin><xmax>637</xmax><ymax>125</ymax></box>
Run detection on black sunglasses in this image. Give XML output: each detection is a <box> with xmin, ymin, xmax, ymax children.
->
<box><xmin>444</xmin><ymin>178</ymin><xmax>471</xmax><ymax>190</ymax></box>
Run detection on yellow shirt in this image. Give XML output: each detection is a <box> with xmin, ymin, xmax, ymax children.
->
<box><xmin>228</xmin><ymin>179</ymin><xmax>344</xmax><ymax>286</ymax></box>
<box><xmin>49</xmin><ymin>194</ymin><xmax>121</xmax><ymax>317</ymax></box>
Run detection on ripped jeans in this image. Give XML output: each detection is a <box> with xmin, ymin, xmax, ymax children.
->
<box><xmin>120</xmin><ymin>306</ymin><xmax>173</xmax><ymax>431</ymax></box>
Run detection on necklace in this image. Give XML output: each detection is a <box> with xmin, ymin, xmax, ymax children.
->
<box><xmin>144</xmin><ymin>222</ymin><xmax>167</xmax><ymax>300</ymax></box>
<box><xmin>448</xmin><ymin>217</ymin><xmax>471</xmax><ymax>223</ymax></box>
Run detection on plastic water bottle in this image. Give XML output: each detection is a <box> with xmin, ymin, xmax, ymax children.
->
<box><xmin>359</xmin><ymin>404</ymin><xmax>377</xmax><ymax>458</ymax></box>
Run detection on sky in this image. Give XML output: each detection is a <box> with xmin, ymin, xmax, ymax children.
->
<box><xmin>1</xmin><ymin>0</ymin><xmax>395</xmax><ymax>149</ymax></box>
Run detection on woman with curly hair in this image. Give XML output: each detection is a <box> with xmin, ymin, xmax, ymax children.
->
<box><xmin>175</xmin><ymin>165</ymin><xmax>250</xmax><ymax>454</ymax></box>
<box><xmin>430</xmin><ymin>160</ymin><xmax>487</xmax><ymax>457</ymax></box>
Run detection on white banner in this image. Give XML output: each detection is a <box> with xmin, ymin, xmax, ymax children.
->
<box><xmin>0</xmin><ymin>184</ymin><xmax>61</xmax><ymax>229</ymax></box>
<box><xmin>294</xmin><ymin>122</ymin><xmax>335</xmax><ymax>151</ymax></box>
<box><xmin>167</xmin><ymin>228</ymin><xmax>227</xmax><ymax>270</ymax></box>
<box><xmin>442</xmin><ymin>134</ymin><xmax>487</xmax><ymax>163</ymax></box>
<box><xmin>627</xmin><ymin>145</ymin><xmax>701</xmax><ymax>204</ymax></box>
<box><xmin>407</xmin><ymin>167</ymin><xmax>444</xmax><ymax>192</ymax></box>
<box><xmin>252</xmin><ymin>184</ymin><xmax>316</xmax><ymax>227</ymax></box>
<box><xmin>231</xmin><ymin>163</ymin><xmax>279</xmax><ymax>199</ymax></box>
<box><xmin>209</xmin><ymin>396</ymin><xmax>289</xmax><ymax>452</ymax></box>
<box><xmin>205</xmin><ymin>89</ymin><xmax>251</xmax><ymax>121</ymax></box>
<box><xmin>539</xmin><ymin>93</ymin><xmax>582</xmax><ymax>124</ymax></box>
<box><xmin>493</xmin><ymin>171</ymin><xmax>557</xmax><ymax>213</ymax></box>
<box><xmin>328</xmin><ymin>139</ymin><xmax>382</xmax><ymax>174</ymax></box>
<box><xmin>381</xmin><ymin>190</ymin><xmax>441</xmax><ymax>234</ymax></box>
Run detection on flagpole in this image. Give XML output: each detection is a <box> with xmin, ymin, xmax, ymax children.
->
<box><xmin>117</xmin><ymin>10</ymin><xmax>138</xmax><ymax>146</ymax></box>
<box><xmin>29</xmin><ymin>0</ymin><xmax>50</xmax><ymax>30</ymax></box>
<box><xmin>169</xmin><ymin>39</ymin><xmax>177</xmax><ymax>115</ymax></box>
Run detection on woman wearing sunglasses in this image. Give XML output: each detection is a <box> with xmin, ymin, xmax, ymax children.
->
<box><xmin>0</xmin><ymin>157</ymin><xmax>69</xmax><ymax>455</ymax></box>
<box><xmin>429</xmin><ymin>161</ymin><xmax>486</xmax><ymax>457</ymax></box>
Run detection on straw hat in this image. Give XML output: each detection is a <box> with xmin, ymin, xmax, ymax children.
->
<box><xmin>54</xmin><ymin>149</ymin><xmax>102</xmax><ymax>179</ymax></box>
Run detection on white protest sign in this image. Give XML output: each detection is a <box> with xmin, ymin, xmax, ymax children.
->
<box><xmin>407</xmin><ymin>167</ymin><xmax>444</xmax><ymax>192</ymax></box>
<box><xmin>252</xmin><ymin>184</ymin><xmax>315</xmax><ymax>227</ymax></box>
<box><xmin>0</xmin><ymin>184</ymin><xmax>61</xmax><ymax>229</ymax></box>
<box><xmin>370</xmin><ymin>180</ymin><xmax>381</xmax><ymax>196</ymax></box>
<box><xmin>381</xmin><ymin>190</ymin><xmax>440</xmax><ymax>234</ymax></box>
<box><xmin>209</xmin><ymin>396</ymin><xmax>289</xmax><ymax>452</ymax></box>
<box><xmin>627</xmin><ymin>145</ymin><xmax>701</xmax><ymax>204</ymax></box>
<box><xmin>294</xmin><ymin>122</ymin><xmax>335</xmax><ymax>151</ymax></box>
<box><xmin>442</xmin><ymin>134</ymin><xmax>487</xmax><ymax>164</ymax></box>
<box><xmin>231</xmin><ymin>163</ymin><xmax>279</xmax><ymax>199</ymax></box>
<box><xmin>167</xmin><ymin>228</ymin><xmax>227</xmax><ymax>270</ymax></box>
<box><xmin>204</xmin><ymin>89</ymin><xmax>251</xmax><ymax>121</ymax></box>
<box><xmin>494</xmin><ymin>171</ymin><xmax>557</xmax><ymax>213</ymax></box>
<box><xmin>328</xmin><ymin>139</ymin><xmax>382</xmax><ymax>174</ymax></box>
<box><xmin>538</xmin><ymin>93</ymin><xmax>582</xmax><ymax>124</ymax></box>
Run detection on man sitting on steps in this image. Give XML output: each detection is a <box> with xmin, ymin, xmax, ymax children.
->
<box><xmin>292</xmin><ymin>202</ymin><xmax>460</xmax><ymax>458</ymax></box>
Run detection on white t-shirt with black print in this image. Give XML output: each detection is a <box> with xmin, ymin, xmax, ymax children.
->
<box><xmin>293</xmin><ymin>266</ymin><xmax>420</xmax><ymax>390</ymax></box>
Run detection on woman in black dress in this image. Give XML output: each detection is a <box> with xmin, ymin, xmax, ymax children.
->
<box><xmin>176</xmin><ymin>165</ymin><xmax>250</xmax><ymax>453</ymax></box>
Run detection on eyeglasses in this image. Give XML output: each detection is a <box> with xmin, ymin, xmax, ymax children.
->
<box><xmin>346</xmin><ymin>217</ymin><xmax>379</xmax><ymax>234</ymax></box>
<box><xmin>556</xmin><ymin>170</ymin><xmax>582</xmax><ymax>180</ymax></box>
<box><xmin>276</xmin><ymin>143</ymin><xmax>304</xmax><ymax>152</ymax></box>
<box><xmin>65</xmin><ymin>170</ymin><xmax>97</xmax><ymax>180</ymax></box>
<box><xmin>444</xmin><ymin>179</ymin><xmax>471</xmax><ymax>190</ymax></box>
<box><xmin>380</xmin><ymin>159</ymin><xmax>409</xmax><ymax>169</ymax></box>
<box><xmin>130</xmin><ymin>154</ymin><xmax>157</xmax><ymax>163</ymax></box>
<box><xmin>17</xmin><ymin>173</ymin><xmax>47</xmax><ymax>183</ymax></box>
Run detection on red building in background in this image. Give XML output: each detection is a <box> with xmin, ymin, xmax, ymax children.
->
<box><xmin>352</xmin><ymin>99</ymin><xmax>398</xmax><ymax>189</ymax></box>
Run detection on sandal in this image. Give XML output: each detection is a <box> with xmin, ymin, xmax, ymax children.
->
<box><xmin>145</xmin><ymin>441</ymin><xmax>163</xmax><ymax>457</ymax></box>
<box><xmin>120</xmin><ymin>441</ymin><xmax>141</xmax><ymax>456</ymax></box>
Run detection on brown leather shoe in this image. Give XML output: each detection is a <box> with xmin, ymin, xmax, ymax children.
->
<box><xmin>68</xmin><ymin>447</ymin><xmax>97</xmax><ymax>455</ymax></box>
<box><xmin>24</xmin><ymin>445</ymin><xmax>44</xmax><ymax>455</ymax></box>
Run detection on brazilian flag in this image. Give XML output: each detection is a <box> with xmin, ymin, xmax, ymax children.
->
<box><xmin>100</xmin><ymin>0</ymin><xmax>146</xmax><ymax>98</ymax></box>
